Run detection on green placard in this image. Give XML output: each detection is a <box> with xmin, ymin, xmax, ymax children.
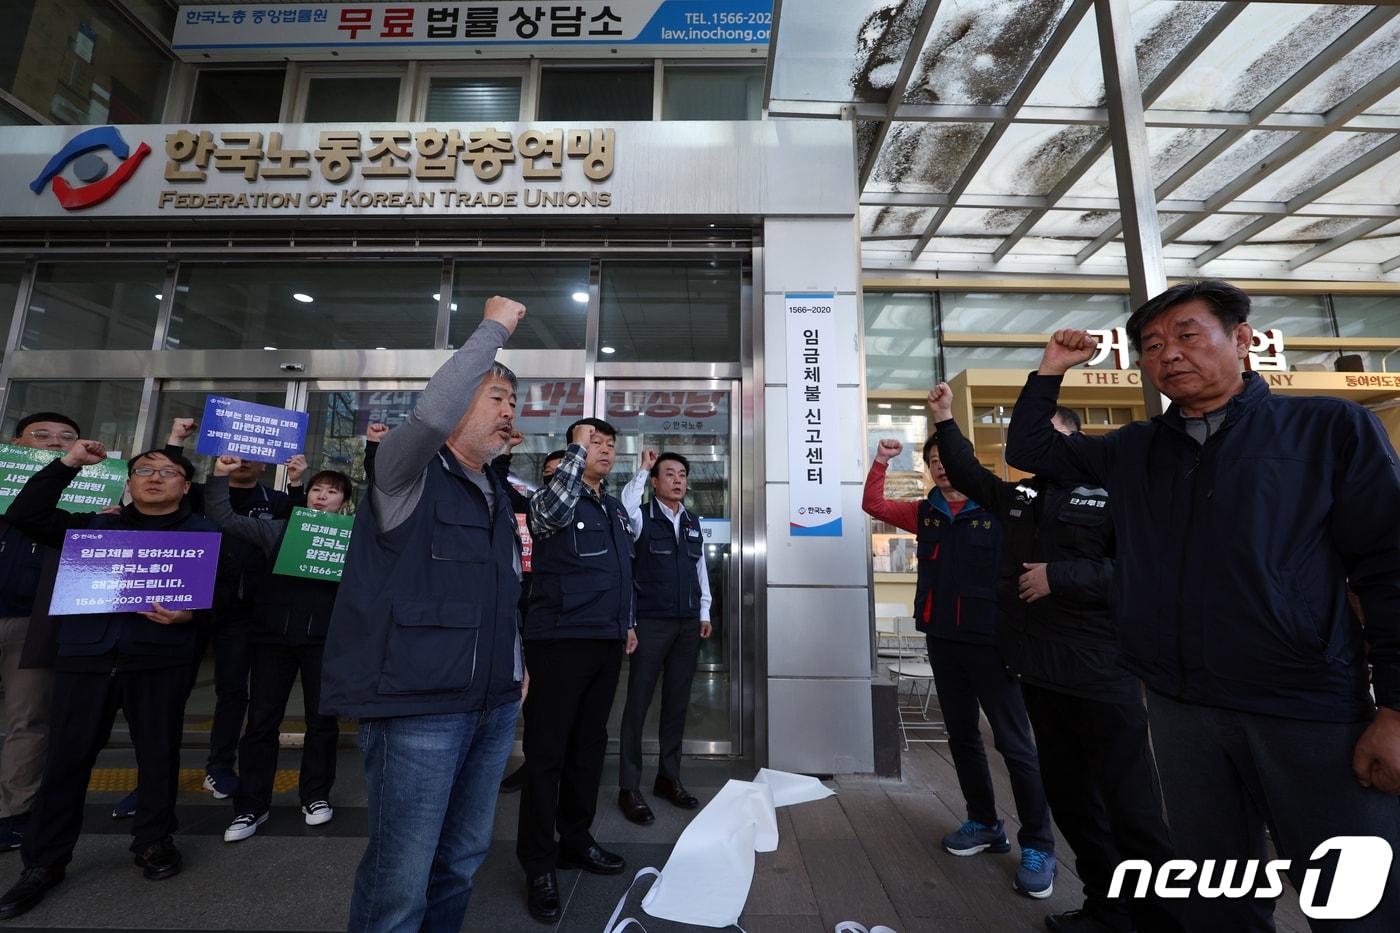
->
<box><xmin>0</xmin><ymin>443</ymin><xmax>127</xmax><ymax>514</ymax></box>
<box><xmin>273</xmin><ymin>507</ymin><xmax>354</xmax><ymax>582</ymax></box>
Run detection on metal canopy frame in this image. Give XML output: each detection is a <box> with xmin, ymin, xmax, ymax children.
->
<box><xmin>766</xmin><ymin>0</ymin><xmax>1400</xmax><ymax>279</ymax></box>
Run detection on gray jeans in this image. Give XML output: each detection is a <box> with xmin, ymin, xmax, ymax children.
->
<box><xmin>0</xmin><ymin>615</ymin><xmax>53</xmax><ymax>819</ymax></box>
<box><xmin>1147</xmin><ymin>691</ymin><xmax>1400</xmax><ymax>932</ymax></box>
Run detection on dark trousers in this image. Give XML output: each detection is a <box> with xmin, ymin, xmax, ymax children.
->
<box><xmin>517</xmin><ymin>638</ymin><xmax>623</xmax><ymax>877</ymax></box>
<box><xmin>618</xmin><ymin>616</ymin><xmax>702</xmax><ymax>791</ymax></box>
<box><xmin>208</xmin><ymin>606</ymin><xmax>253</xmax><ymax>773</ymax></box>
<box><xmin>22</xmin><ymin>663</ymin><xmax>195</xmax><ymax>868</ymax></box>
<box><xmin>1147</xmin><ymin>691</ymin><xmax>1400</xmax><ymax>933</ymax></box>
<box><xmin>1023</xmin><ymin>684</ymin><xmax>1182</xmax><ymax>933</ymax></box>
<box><xmin>233</xmin><ymin>641</ymin><xmax>338</xmax><ymax>816</ymax></box>
<box><xmin>928</xmin><ymin>636</ymin><xmax>1054</xmax><ymax>852</ymax></box>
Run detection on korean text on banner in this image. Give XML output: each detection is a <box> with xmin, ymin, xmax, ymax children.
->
<box><xmin>516</xmin><ymin>513</ymin><xmax>533</xmax><ymax>574</ymax></box>
<box><xmin>51</xmin><ymin>529</ymin><xmax>222</xmax><ymax>615</ymax></box>
<box><xmin>0</xmin><ymin>443</ymin><xmax>127</xmax><ymax>514</ymax></box>
<box><xmin>196</xmin><ymin>395</ymin><xmax>308</xmax><ymax>464</ymax></box>
<box><xmin>273</xmin><ymin>507</ymin><xmax>354</xmax><ymax>582</ymax></box>
<box><xmin>785</xmin><ymin>292</ymin><xmax>842</xmax><ymax>537</ymax></box>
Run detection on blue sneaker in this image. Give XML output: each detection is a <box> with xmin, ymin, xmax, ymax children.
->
<box><xmin>941</xmin><ymin>819</ymin><xmax>1011</xmax><ymax>856</ymax></box>
<box><xmin>203</xmin><ymin>769</ymin><xmax>239</xmax><ymax>799</ymax></box>
<box><xmin>111</xmin><ymin>790</ymin><xmax>138</xmax><ymax>819</ymax></box>
<box><xmin>1014</xmin><ymin>846</ymin><xmax>1056</xmax><ymax>898</ymax></box>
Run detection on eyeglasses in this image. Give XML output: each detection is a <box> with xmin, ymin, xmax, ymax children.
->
<box><xmin>25</xmin><ymin>430</ymin><xmax>78</xmax><ymax>443</ymax></box>
<box><xmin>131</xmin><ymin>467</ymin><xmax>186</xmax><ymax>479</ymax></box>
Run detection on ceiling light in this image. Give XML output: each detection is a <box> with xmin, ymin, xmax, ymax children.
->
<box><xmin>263</xmin><ymin>345</ymin><xmax>278</xmax><ymax>350</ymax></box>
<box><xmin>292</xmin><ymin>293</ymin><xmax>313</xmax><ymax>303</ymax></box>
<box><xmin>154</xmin><ymin>293</ymin><xmax>163</xmax><ymax>300</ymax></box>
<box><xmin>909</xmin><ymin>405</ymin><xmax>922</xmax><ymax>410</ymax></box>
<box><xmin>571</xmin><ymin>291</ymin><xmax>589</xmax><ymax>303</ymax></box>
<box><xmin>375</xmin><ymin>346</ymin><xmax>387</xmax><ymax>350</ymax></box>
<box><xmin>600</xmin><ymin>346</ymin><xmax>616</xmax><ymax>354</ymax></box>
<box><xmin>450</xmin><ymin>303</ymin><xmax>458</xmax><ymax>311</ymax></box>
<box><xmin>877</xmin><ymin>403</ymin><xmax>892</xmax><ymax>409</ymax></box>
<box><xmin>432</xmin><ymin>293</ymin><xmax>441</xmax><ymax>301</ymax></box>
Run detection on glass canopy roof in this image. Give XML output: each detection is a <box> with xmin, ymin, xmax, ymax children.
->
<box><xmin>768</xmin><ymin>0</ymin><xmax>1400</xmax><ymax>279</ymax></box>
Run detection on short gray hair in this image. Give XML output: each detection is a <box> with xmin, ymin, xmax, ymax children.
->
<box><xmin>487</xmin><ymin>362</ymin><xmax>518</xmax><ymax>391</ymax></box>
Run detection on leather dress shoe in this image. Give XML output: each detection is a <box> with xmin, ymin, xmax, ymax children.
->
<box><xmin>0</xmin><ymin>865</ymin><xmax>64</xmax><ymax>920</ymax></box>
<box><xmin>618</xmin><ymin>789</ymin><xmax>655</xmax><ymax>825</ymax></box>
<box><xmin>133</xmin><ymin>837</ymin><xmax>182</xmax><ymax>881</ymax></box>
<box><xmin>558</xmin><ymin>843</ymin><xmax>626</xmax><ymax>875</ymax></box>
<box><xmin>526</xmin><ymin>872</ymin><xmax>561</xmax><ymax>923</ymax></box>
<box><xmin>653</xmin><ymin>776</ymin><xmax>700</xmax><ymax>810</ymax></box>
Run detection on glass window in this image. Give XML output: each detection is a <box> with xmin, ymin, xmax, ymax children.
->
<box><xmin>22</xmin><ymin>263</ymin><xmax>162</xmax><ymax>351</ymax></box>
<box><xmin>941</xmin><ymin>292</ymin><xmax>1130</xmax><ymax>333</ymax></box>
<box><xmin>0</xmin><ymin>263</ymin><xmax>22</xmax><ymax>356</ymax></box>
<box><xmin>304</xmin><ymin>76</ymin><xmax>400</xmax><ymax>122</ymax></box>
<box><xmin>190</xmin><ymin>68</ymin><xmax>286</xmax><ymax>122</ymax></box>
<box><xmin>167</xmin><ymin>263</ymin><xmax>439</xmax><ymax>350</ymax></box>
<box><xmin>1248</xmin><ymin>294</ymin><xmax>1333</xmax><ymax>337</ymax></box>
<box><xmin>3</xmin><ymin>380</ymin><xmax>143</xmax><ymax>459</ymax></box>
<box><xmin>865</xmin><ymin>293</ymin><xmax>937</xmax><ymax>389</ymax></box>
<box><xmin>425</xmin><ymin>76</ymin><xmax>522</xmax><ymax>121</ymax></box>
<box><xmin>662</xmin><ymin>66</ymin><xmax>763</xmax><ymax>120</ymax></box>
<box><xmin>303</xmin><ymin>389</ymin><xmax>422</xmax><ymax>507</ymax></box>
<box><xmin>1</xmin><ymin>0</ymin><xmax>171</xmax><ymax>123</ymax></box>
<box><xmin>451</xmin><ymin>262</ymin><xmax>590</xmax><ymax>351</ymax></box>
<box><xmin>866</xmin><ymin>402</ymin><xmax>929</xmax><ymax>574</ymax></box>
<box><xmin>941</xmin><ymin>345</ymin><xmax>1047</xmax><ymax>381</ymax></box>
<box><xmin>537</xmin><ymin>68</ymin><xmax>653</xmax><ymax>121</ymax></box>
<box><xmin>599</xmin><ymin>262</ymin><xmax>740</xmax><ymax>362</ymax></box>
<box><xmin>1333</xmin><ymin>295</ymin><xmax>1400</xmax><ymax>339</ymax></box>
<box><xmin>151</xmin><ymin>390</ymin><xmax>291</xmax><ymax>483</ymax></box>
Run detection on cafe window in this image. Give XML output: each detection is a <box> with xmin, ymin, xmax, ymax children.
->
<box><xmin>190</xmin><ymin>68</ymin><xmax>286</xmax><ymax>122</ymax></box>
<box><xmin>166</xmin><ymin>262</ymin><xmax>440</xmax><ymax>350</ymax></box>
<box><xmin>303</xmin><ymin>75</ymin><xmax>402</xmax><ymax>122</ymax></box>
<box><xmin>1248</xmin><ymin>294</ymin><xmax>1333</xmax><ymax>337</ymax></box>
<box><xmin>865</xmin><ymin>293</ymin><xmax>938</xmax><ymax>389</ymax></box>
<box><xmin>21</xmin><ymin>263</ymin><xmax>163</xmax><ymax>351</ymax></box>
<box><xmin>537</xmin><ymin>67</ymin><xmax>653</xmax><ymax>121</ymax></box>
<box><xmin>1333</xmin><ymin>295</ymin><xmax>1400</xmax><ymax>339</ymax></box>
<box><xmin>424</xmin><ymin>76</ymin><xmax>522</xmax><ymax>121</ymax></box>
<box><xmin>662</xmin><ymin>65</ymin><xmax>763</xmax><ymax>120</ymax></box>
<box><xmin>866</xmin><ymin>402</ymin><xmax>929</xmax><ymax>575</ymax></box>
<box><xmin>1</xmin><ymin>0</ymin><xmax>171</xmax><ymax>124</ymax></box>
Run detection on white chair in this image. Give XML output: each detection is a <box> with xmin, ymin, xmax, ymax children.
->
<box><xmin>885</xmin><ymin>629</ymin><xmax>945</xmax><ymax>749</ymax></box>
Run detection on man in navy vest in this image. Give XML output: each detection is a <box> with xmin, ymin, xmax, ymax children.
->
<box><xmin>319</xmin><ymin>296</ymin><xmax>528</xmax><ymax>933</ymax></box>
<box><xmin>616</xmin><ymin>449</ymin><xmax>711</xmax><ymax>825</ymax></box>
<box><xmin>518</xmin><ymin>417</ymin><xmax>638</xmax><ymax>923</ymax></box>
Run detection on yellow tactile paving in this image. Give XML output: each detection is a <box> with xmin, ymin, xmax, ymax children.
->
<box><xmin>88</xmin><ymin>768</ymin><xmax>301</xmax><ymax>793</ymax></box>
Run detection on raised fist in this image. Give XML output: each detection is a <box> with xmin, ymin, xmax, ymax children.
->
<box><xmin>285</xmin><ymin>454</ymin><xmax>308</xmax><ymax>484</ymax></box>
<box><xmin>1040</xmin><ymin>329</ymin><xmax>1099</xmax><ymax>376</ymax></box>
<box><xmin>483</xmin><ymin>296</ymin><xmax>527</xmax><ymax>337</ymax></box>
<box><xmin>213</xmin><ymin>455</ymin><xmax>243</xmax><ymax>477</ymax></box>
<box><xmin>366</xmin><ymin>423</ymin><xmax>389</xmax><ymax>443</ymax></box>
<box><xmin>507</xmin><ymin>430</ymin><xmax>525</xmax><ymax>452</ymax></box>
<box><xmin>927</xmin><ymin>383</ymin><xmax>954</xmax><ymax>422</ymax></box>
<box><xmin>168</xmin><ymin>417</ymin><xmax>197</xmax><ymax>445</ymax></box>
<box><xmin>571</xmin><ymin>423</ymin><xmax>595</xmax><ymax>449</ymax></box>
<box><xmin>61</xmin><ymin>440</ymin><xmax>107</xmax><ymax>468</ymax></box>
<box><xmin>640</xmin><ymin>448</ymin><xmax>658</xmax><ymax>472</ymax></box>
<box><xmin>875</xmin><ymin>438</ymin><xmax>903</xmax><ymax>465</ymax></box>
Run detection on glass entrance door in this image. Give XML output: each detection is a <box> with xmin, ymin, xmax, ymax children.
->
<box><xmin>596</xmin><ymin>379</ymin><xmax>742</xmax><ymax>756</ymax></box>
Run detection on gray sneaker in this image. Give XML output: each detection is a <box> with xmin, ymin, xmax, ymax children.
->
<box><xmin>942</xmin><ymin>819</ymin><xmax>1011</xmax><ymax>856</ymax></box>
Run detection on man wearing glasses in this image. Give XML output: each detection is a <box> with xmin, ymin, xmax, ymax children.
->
<box><xmin>0</xmin><ymin>414</ymin><xmax>81</xmax><ymax>853</ymax></box>
<box><xmin>0</xmin><ymin>445</ymin><xmax>232</xmax><ymax>920</ymax></box>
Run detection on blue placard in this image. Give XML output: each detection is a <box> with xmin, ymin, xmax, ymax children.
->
<box><xmin>195</xmin><ymin>395</ymin><xmax>307</xmax><ymax>464</ymax></box>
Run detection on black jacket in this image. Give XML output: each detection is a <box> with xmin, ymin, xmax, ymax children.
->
<box><xmin>1006</xmin><ymin>371</ymin><xmax>1400</xmax><ymax>723</ymax></box>
<box><xmin>936</xmin><ymin>417</ymin><xmax>1138</xmax><ymax>703</ymax></box>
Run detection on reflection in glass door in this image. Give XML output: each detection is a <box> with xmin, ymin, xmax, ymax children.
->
<box><xmin>597</xmin><ymin>380</ymin><xmax>741</xmax><ymax>756</ymax></box>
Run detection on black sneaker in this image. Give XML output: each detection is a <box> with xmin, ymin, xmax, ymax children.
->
<box><xmin>0</xmin><ymin>865</ymin><xmax>65</xmax><ymax>919</ymax></box>
<box><xmin>133</xmin><ymin>837</ymin><xmax>182</xmax><ymax>881</ymax></box>
<box><xmin>1045</xmin><ymin>908</ymin><xmax>1133</xmax><ymax>932</ymax></box>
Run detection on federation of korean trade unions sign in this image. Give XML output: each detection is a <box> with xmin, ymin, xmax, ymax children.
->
<box><xmin>785</xmin><ymin>292</ymin><xmax>843</xmax><ymax>538</ymax></box>
<box><xmin>172</xmin><ymin>1</ymin><xmax>773</xmax><ymax>58</ymax></box>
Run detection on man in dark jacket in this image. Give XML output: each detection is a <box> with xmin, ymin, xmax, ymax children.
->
<box><xmin>0</xmin><ymin>412</ymin><xmax>80</xmax><ymax>851</ymax></box>
<box><xmin>0</xmin><ymin>444</ymin><xmax>226</xmax><ymax>919</ymax></box>
<box><xmin>518</xmin><ymin>417</ymin><xmax>638</xmax><ymax>923</ymax></box>
<box><xmin>1007</xmin><ymin>278</ymin><xmax>1400</xmax><ymax>930</ymax></box>
<box><xmin>320</xmin><ymin>297</ymin><xmax>526</xmax><ymax>933</ymax></box>
<box><xmin>930</xmin><ymin>384</ymin><xmax>1179</xmax><ymax>933</ymax></box>
<box><xmin>863</xmin><ymin>434</ymin><xmax>1056</xmax><ymax>899</ymax></box>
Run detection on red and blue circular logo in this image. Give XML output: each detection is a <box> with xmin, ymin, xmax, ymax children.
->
<box><xmin>29</xmin><ymin>126</ymin><xmax>151</xmax><ymax>211</ymax></box>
